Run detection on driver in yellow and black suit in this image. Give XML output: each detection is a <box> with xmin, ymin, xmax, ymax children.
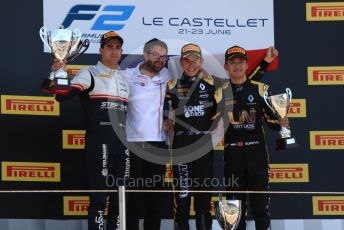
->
<box><xmin>164</xmin><ymin>44</ymin><xmax>278</xmax><ymax>230</ymax></box>
<box><xmin>221</xmin><ymin>45</ymin><xmax>287</xmax><ymax>230</ymax></box>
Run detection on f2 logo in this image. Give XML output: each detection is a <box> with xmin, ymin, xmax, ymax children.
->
<box><xmin>62</xmin><ymin>4</ymin><xmax>135</xmax><ymax>30</ymax></box>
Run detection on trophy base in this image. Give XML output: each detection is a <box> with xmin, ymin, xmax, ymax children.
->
<box><xmin>50</xmin><ymin>78</ymin><xmax>72</xmax><ymax>95</ymax></box>
<box><xmin>40</xmin><ymin>78</ymin><xmax>71</xmax><ymax>95</ymax></box>
<box><xmin>50</xmin><ymin>88</ymin><xmax>72</xmax><ymax>95</ymax></box>
<box><xmin>276</xmin><ymin>137</ymin><xmax>298</xmax><ymax>150</ymax></box>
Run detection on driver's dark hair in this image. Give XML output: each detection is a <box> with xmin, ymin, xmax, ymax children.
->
<box><xmin>143</xmin><ymin>38</ymin><xmax>168</xmax><ymax>54</ymax></box>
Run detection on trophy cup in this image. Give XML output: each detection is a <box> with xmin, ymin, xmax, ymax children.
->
<box><xmin>215</xmin><ymin>196</ymin><xmax>241</xmax><ymax>230</ymax></box>
<box><xmin>39</xmin><ymin>26</ymin><xmax>89</xmax><ymax>94</ymax></box>
<box><xmin>263</xmin><ymin>88</ymin><xmax>297</xmax><ymax>150</ymax></box>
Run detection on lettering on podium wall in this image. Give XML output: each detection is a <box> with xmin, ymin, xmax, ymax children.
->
<box><xmin>1</xmin><ymin>95</ymin><xmax>59</xmax><ymax>116</ymax></box>
<box><xmin>308</xmin><ymin>67</ymin><xmax>344</xmax><ymax>85</ymax></box>
<box><xmin>62</xmin><ymin>130</ymin><xmax>86</xmax><ymax>149</ymax></box>
<box><xmin>269</xmin><ymin>164</ymin><xmax>309</xmax><ymax>183</ymax></box>
<box><xmin>64</xmin><ymin>196</ymin><xmax>109</xmax><ymax>216</ymax></box>
<box><xmin>307</xmin><ymin>2</ymin><xmax>344</xmax><ymax>21</ymax></box>
<box><xmin>1</xmin><ymin>162</ymin><xmax>60</xmax><ymax>182</ymax></box>
<box><xmin>288</xmin><ymin>99</ymin><xmax>307</xmax><ymax>118</ymax></box>
<box><xmin>310</xmin><ymin>131</ymin><xmax>344</xmax><ymax>150</ymax></box>
<box><xmin>313</xmin><ymin>196</ymin><xmax>344</xmax><ymax>215</ymax></box>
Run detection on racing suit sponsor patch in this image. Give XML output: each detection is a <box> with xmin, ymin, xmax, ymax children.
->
<box><xmin>184</xmin><ymin>105</ymin><xmax>205</xmax><ymax>118</ymax></box>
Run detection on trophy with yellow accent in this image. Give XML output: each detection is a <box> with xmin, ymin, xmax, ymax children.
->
<box><xmin>263</xmin><ymin>88</ymin><xmax>297</xmax><ymax>150</ymax></box>
<box><xmin>215</xmin><ymin>196</ymin><xmax>241</xmax><ymax>230</ymax></box>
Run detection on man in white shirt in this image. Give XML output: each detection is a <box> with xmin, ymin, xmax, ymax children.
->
<box><xmin>123</xmin><ymin>38</ymin><xmax>172</xmax><ymax>230</ymax></box>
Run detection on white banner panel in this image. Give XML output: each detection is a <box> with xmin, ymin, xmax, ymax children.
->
<box><xmin>43</xmin><ymin>0</ymin><xmax>274</xmax><ymax>55</ymax></box>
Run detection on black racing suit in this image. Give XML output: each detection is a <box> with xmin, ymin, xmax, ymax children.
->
<box><xmin>55</xmin><ymin>61</ymin><xmax>131</xmax><ymax>230</ymax></box>
<box><xmin>165</xmin><ymin>73</ymin><xmax>222</xmax><ymax>230</ymax></box>
<box><xmin>222</xmin><ymin>78</ymin><xmax>279</xmax><ymax>230</ymax></box>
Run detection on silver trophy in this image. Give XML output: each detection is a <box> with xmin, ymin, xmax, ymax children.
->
<box><xmin>215</xmin><ymin>197</ymin><xmax>242</xmax><ymax>230</ymax></box>
<box><xmin>263</xmin><ymin>88</ymin><xmax>297</xmax><ymax>150</ymax></box>
<box><xmin>39</xmin><ymin>26</ymin><xmax>89</xmax><ymax>94</ymax></box>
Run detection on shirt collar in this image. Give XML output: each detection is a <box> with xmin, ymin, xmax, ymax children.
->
<box><xmin>135</xmin><ymin>62</ymin><xmax>162</xmax><ymax>80</ymax></box>
<box><xmin>97</xmin><ymin>61</ymin><xmax>121</xmax><ymax>73</ymax></box>
<box><xmin>230</xmin><ymin>79</ymin><xmax>248</xmax><ymax>93</ymax></box>
<box><xmin>182</xmin><ymin>72</ymin><xmax>200</xmax><ymax>82</ymax></box>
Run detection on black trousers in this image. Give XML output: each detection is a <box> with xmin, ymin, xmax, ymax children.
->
<box><xmin>172</xmin><ymin>143</ymin><xmax>214</xmax><ymax>230</ymax></box>
<box><xmin>224</xmin><ymin>142</ymin><xmax>270</xmax><ymax>230</ymax></box>
<box><xmin>85</xmin><ymin>128</ymin><xmax>130</xmax><ymax>230</ymax></box>
<box><xmin>127</xmin><ymin>141</ymin><xmax>169</xmax><ymax>230</ymax></box>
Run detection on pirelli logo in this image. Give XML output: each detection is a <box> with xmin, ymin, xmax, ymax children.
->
<box><xmin>288</xmin><ymin>99</ymin><xmax>307</xmax><ymax>118</ymax></box>
<box><xmin>64</xmin><ymin>196</ymin><xmax>89</xmax><ymax>216</ymax></box>
<box><xmin>310</xmin><ymin>131</ymin><xmax>344</xmax><ymax>150</ymax></box>
<box><xmin>308</xmin><ymin>66</ymin><xmax>344</xmax><ymax>85</ymax></box>
<box><xmin>313</xmin><ymin>196</ymin><xmax>344</xmax><ymax>215</ymax></box>
<box><xmin>269</xmin><ymin>164</ymin><xmax>309</xmax><ymax>183</ymax></box>
<box><xmin>182</xmin><ymin>44</ymin><xmax>201</xmax><ymax>53</ymax></box>
<box><xmin>306</xmin><ymin>2</ymin><xmax>344</xmax><ymax>21</ymax></box>
<box><xmin>214</xmin><ymin>138</ymin><xmax>224</xmax><ymax>151</ymax></box>
<box><xmin>1</xmin><ymin>162</ymin><xmax>60</xmax><ymax>182</ymax></box>
<box><xmin>64</xmin><ymin>196</ymin><xmax>109</xmax><ymax>216</ymax></box>
<box><xmin>66</xmin><ymin>65</ymin><xmax>90</xmax><ymax>78</ymax></box>
<box><xmin>1</xmin><ymin>95</ymin><xmax>59</xmax><ymax>116</ymax></box>
<box><xmin>62</xmin><ymin>130</ymin><xmax>86</xmax><ymax>149</ymax></box>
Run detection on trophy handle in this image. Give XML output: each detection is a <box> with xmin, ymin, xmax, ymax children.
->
<box><xmin>71</xmin><ymin>29</ymin><xmax>82</xmax><ymax>51</ymax></box>
<box><xmin>39</xmin><ymin>27</ymin><xmax>51</xmax><ymax>51</ymax></box>
<box><xmin>67</xmin><ymin>39</ymin><xmax>90</xmax><ymax>62</ymax></box>
<box><xmin>285</xmin><ymin>88</ymin><xmax>292</xmax><ymax>114</ymax></box>
<box><xmin>214</xmin><ymin>201</ymin><xmax>225</xmax><ymax>229</ymax></box>
<box><xmin>79</xmin><ymin>39</ymin><xmax>90</xmax><ymax>55</ymax></box>
<box><xmin>263</xmin><ymin>91</ymin><xmax>274</xmax><ymax>112</ymax></box>
<box><xmin>286</xmin><ymin>88</ymin><xmax>292</xmax><ymax>103</ymax></box>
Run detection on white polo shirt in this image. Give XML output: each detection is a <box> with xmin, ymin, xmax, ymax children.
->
<box><xmin>123</xmin><ymin>62</ymin><xmax>172</xmax><ymax>142</ymax></box>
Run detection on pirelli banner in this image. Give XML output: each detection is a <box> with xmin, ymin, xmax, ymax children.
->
<box><xmin>1</xmin><ymin>0</ymin><xmax>344</xmax><ymax>222</ymax></box>
<box><xmin>306</xmin><ymin>2</ymin><xmax>344</xmax><ymax>21</ymax></box>
<box><xmin>1</xmin><ymin>95</ymin><xmax>60</xmax><ymax>116</ymax></box>
<box><xmin>1</xmin><ymin>162</ymin><xmax>61</xmax><ymax>182</ymax></box>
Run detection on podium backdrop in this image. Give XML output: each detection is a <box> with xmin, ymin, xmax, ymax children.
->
<box><xmin>1</xmin><ymin>0</ymin><xmax>344</xmax><ymax>221</ymax></box>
